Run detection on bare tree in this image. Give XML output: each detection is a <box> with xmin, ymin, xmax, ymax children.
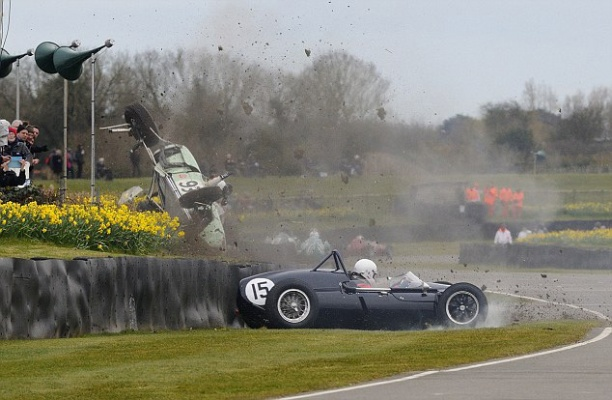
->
<box><xmin>288</xmin><ymin>51</ymin><xmax>390</xmax><ymax>126</ymax></box>
<box><xmin>522</xmin><ymin>79</ymin><xmax>559</xmax><ymax>112</ymax></box>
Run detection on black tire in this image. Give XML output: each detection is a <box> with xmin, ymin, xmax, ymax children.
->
<box><xmin>178</xmin><ymin>186</ymin><xmax>223</xmax><ymax>208</ymax></box>
<box><xmin>265</xmin><ymin>279</ymin><xmax>319</xmax><ymax>329</ymax></box>
<box><xmin>124</xmin><ymin>103</ymin><xmax>161</xmax><ymax>147</ymax></box>
<box><xmin>437</xmin><ymin>282</ymin><xmax>487</xmax><ymax>328</ymax></box>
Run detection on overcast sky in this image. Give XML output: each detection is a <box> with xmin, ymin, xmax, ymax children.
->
<box><xmin>2</xmin><ymin>0</ymin><xmax>611</xmax><ymax>125</ymax></box>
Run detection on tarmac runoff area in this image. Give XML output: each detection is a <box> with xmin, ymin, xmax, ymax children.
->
<box><xmin>277</xmin><ymin>258</ymin><xmax>612</xmax><ymax>400</ymax></box>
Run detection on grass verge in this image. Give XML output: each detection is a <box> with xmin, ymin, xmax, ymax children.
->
<box><xmin>4</xmin><ymin>237</ymin><xmax>123</xmax><ymax>259</ymax></box>
<box><xmin>0</xmin><ymin>320</ymin><xmax>599</xmax><ymax>400</ymax></box>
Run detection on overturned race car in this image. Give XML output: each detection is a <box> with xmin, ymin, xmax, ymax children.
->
<box><xmin>112</xmin><ymin>103</ymin><xmax>231</xmax><ymax>251</ymax></box>
<box><xmin>237</xmin><ymin>250</ymin><xmax>488</xmax><ymax>330</ymax></box>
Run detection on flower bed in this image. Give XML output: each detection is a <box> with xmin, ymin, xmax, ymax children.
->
<box><xmin>518</xmin><ymin>227</ymin><xmax>612</xmax><ymax>248</ymax></box>
<box><xmin>0</xmin><ymin>195</ymin><xmax>183</xmax><ymax>255</ymax></box>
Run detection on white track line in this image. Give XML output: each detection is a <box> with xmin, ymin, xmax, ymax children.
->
<box><xmin>278</xmin><ymin>292</ymin><xmax>612</xmax><ymax>400</ymax></box>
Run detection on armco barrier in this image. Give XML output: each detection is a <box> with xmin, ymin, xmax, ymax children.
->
<box><xmin>459</xmin><ymin>243</ymin><xmax>612</xmax><ymax>270</ymax></box>
<box><xmin>0</xmin><ymin>256</ymin><xmax>279</xmax><ymax>339</ymax></box>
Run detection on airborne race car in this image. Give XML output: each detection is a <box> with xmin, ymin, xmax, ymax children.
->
<box><xmin>237</xmin><ymin>250</ymin><xmax>488</xmax><ymax>330</ymax></box>
<box><xmin>114</xmin><ymin>104</ymin><xmax>231</xmax><ymax>251</ymax></box>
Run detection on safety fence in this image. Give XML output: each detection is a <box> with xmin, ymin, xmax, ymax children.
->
<box><xmin>0</xmin><ymin>256</ymin><xmax>279</xmax><ymax>339</ymax></box>
<box><xmin>460</xmin><ymin>243</ymin><xmax>612</xmax><ymax>270</ymax></box>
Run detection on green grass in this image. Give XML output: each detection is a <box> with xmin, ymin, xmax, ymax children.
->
<box><xmin>0</xmin><ymin>320</ymin><xmax>599</xmax><ymax>400</ymax></box>
<box><xmin>2</xmin><ymin>237</ymin><xmax>124</xmax><ymax>259</ymax></box>
<box><xmin>39</xmin><ymin>173</ymin><xmax>612</xmax><ymax>201</ymax></box>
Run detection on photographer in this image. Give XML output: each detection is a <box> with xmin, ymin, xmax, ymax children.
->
<box><xmin>0</xmin><ymin>155</ymin><xmax>27</xmax><ymax>187</ymax></box>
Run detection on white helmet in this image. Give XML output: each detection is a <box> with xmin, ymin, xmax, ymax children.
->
<box><xmin>353</xmin><ymin>259</ymin><xmax>378</xmax><ymax>284</ymax></box>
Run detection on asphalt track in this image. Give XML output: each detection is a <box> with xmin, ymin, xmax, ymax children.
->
<box><xmin>277</xmin><ymin>265</ymin><xmax>612</xmax><ymax>400</ymax></box>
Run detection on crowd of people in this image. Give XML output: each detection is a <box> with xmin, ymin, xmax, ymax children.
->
<box><xmin>0</xmin><ymin>118</ymin><xmax>48</xmax><ymax>187</ymax></box>
<box><xmin>0</xmin><ymin>117</ymin><xmax>108</xmax><ymax>187</ymax></box>
<box><xmin>465</xmin><ymin>183</ymin><xmax>524</xmax><ymax>219</ymax></box>
<box><xmin>47</xmin><ymin>145</ymin><xmax>92</xmax><ymax>180</ymax></box>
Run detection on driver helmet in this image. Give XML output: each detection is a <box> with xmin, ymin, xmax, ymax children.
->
<box><xmin>353</xmin><ymin>258</ymin><xmax>378</xmax><ymax>284</ymax></box>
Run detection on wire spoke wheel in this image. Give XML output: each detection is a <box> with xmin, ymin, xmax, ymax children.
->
<box><xmin>278</xmin><ymin>289</ymin><xmax>310</xmax><ymax>323</ymax></box>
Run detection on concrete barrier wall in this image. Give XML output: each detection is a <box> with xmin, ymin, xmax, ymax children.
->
<box><xmin>460</xmin><ymin>243</ymin><xmax>612</xmax><ymax>270</ymax></box>
<box><xmin>0</xmin><ymin>257</ymin><xmax>279</xmax><ymax>339</ymax></box>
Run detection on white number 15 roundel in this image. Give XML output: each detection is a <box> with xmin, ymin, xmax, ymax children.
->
<box><xmin>245</xmin><ymin>278</ymin><xmax>275</xmax><ymax>306</ymax></box>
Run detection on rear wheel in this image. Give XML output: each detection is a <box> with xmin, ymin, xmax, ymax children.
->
<box><xmin>437</xmin><ymin>283</ymin><xmax>487</xmax><ymax>328</ymax></box>
<box><xmin>124</xmin><ymin>103</ymin><xmax>161</xmax><ymax>147</ymax></box>
<box><xmin>265</xmin><ymin>279</ymin><xmax>319</xmax><ymax>328</ymax></box>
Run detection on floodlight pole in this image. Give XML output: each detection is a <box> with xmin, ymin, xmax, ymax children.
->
<box><xmin>89</xmin><ymin>39</ymin><xmax>114</xmax><ymax>202</ymax></box>
<box><xmin>15</xmin><ymin>59</ymin><xmax>20</xmax><ymax>120</ymax></box>
<box><xmin>90</xmin><ymin>56</ymin><xmax>97</xmax><ymax>201</ymax></box>
<box><xmin>60</xmin><ymin>78</ymin><xmax>68</xmax><ymax>203</ymax></box>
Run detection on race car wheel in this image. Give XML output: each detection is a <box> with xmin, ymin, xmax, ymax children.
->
<box><xmin>124</xmin><ymin>103</ymin><xmax>161</xmax><ymax>147</ymax></box>
<box><xmin>178</xmin><ymin>186</ymin><xmax>223</xmax><ymax>208</ymax></box>
<box><xmin>437</xmin><ymin>282</ymin><xmax>487</xmax><ymax>328</ymax></box>
<box><xmin>266</xmin><ymin>280</ymin><xmax>319</xmax><ymax>329</ymax></box>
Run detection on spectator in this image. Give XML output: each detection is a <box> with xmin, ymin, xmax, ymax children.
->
<box><xmin>517</xmin><ymin>227</ymin><xmax>532</xmax><ymax>239</ymax></box>
<box><xmin>129</xmin><ymin>147</ymin><xmax>141</xmax><ymax>177</ymax></box>
<box><xmin>49</xmin><ymin>149</ymin><xmax>63</xmax><ymax>178</ymax></box>
<box><xmin>299</xmin><ymin>229</ymin><xmax>331</xmax><ymax>257</ymax></box>
<box><xmin>224</xmin><ymin>153</ymin><xmax>237</xmax><ymax>175</ymax></box>
<box><xmin>66</xmin><ymin>148</ymin><xmax>74</xmax><ymax>178</ymax></box>
<box><xmin>512</xmin><ymin>188</ymin><xmax>524</xmax><ymax>219</ymax></box>
<box><xmin>483</xmin><ymin>185</ymin><xmax>498</xmax><ymax>217</ymax></box>
<box><xmin>74</xmin><ymin>144</ymin><xmax>85</xmax><ymax>178</ymax></box>
<box><xmin>25</xmin><ymin>126</ymin><xmax>47</xmax><ymax>156</ymax></box>
<box><xmin>96</xmin><ymin>157</ymin><xmax>113</xmax><ymax>180</ymax></box>
<box><xmin>494</xmin><ymin>223</ymin><xmax>512</xmax><ymax>245</ymax></box>
<box><xmin>499</xmin><ymin>187</ymin><xmax>513</xmax><ymax>218</ymax></box>
<box><xmin>464</xmin><ymin>182</ymin><xmax>481</xmax><ymax>202</ymax></box>
<box><xmin>10</xmin><ymin>119</ymin><xmax>23</xmax><ymax>129</ymax></box>
<box><xmin>16</xmin><ymin>125</ymin><xmax>29</xmax><ymax>142</ymax></box>
<box><xmin>535</xmin><ymin>224</ymin><xmax>548</xmax><ymax>234</ymax></box>
<box><xmin>5</xmin><ymin>130</ymin><xmax>33</xmax><ymax>163</ymax></box>
<box><xmin>22</xmin><ymin>128</ymin><xmax>42</xmax><ymax>185</ymax></box>
<box><xmin>0</xmin><ymin>155</ymin><xmax>27</xmax><ymax>187</ymax></box>
<box><xmin>0</xmin><ymin>119</ymin><xmax>9</xmax><ymax>154</ymax></box>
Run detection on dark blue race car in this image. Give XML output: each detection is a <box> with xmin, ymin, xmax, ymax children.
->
<box><xmin>236</xmin><ymin>250</ymin><xmax>488</xmax><ymax>330</ymax></box>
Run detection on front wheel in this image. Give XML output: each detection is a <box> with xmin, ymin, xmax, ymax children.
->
<box><xmin>265</xmin><ymin>279</ymin><xmax>319</xmax><ymax>328</ymax></box>
<box><xmin>437</xmin><ymin>283</ymin><xmax>487</xmax><ymax>328</ymax></box>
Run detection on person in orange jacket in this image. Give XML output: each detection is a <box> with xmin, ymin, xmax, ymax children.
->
<box><xmin>512</xmin><ymin>188</ymin><xmax>524</xmax><ymax>219</ymax></box>
<box><xmin>483</xmin><ymin>185</ymin><xmax>498</xmax><ymax>217</ymax></box>
<box><xmin>464</xmin><ymin>183</ymin><xmax>481</xmax><ymax>202</ymax></box>
<box><xmin>499</xmin><ymin>187</ymin><xmax>513</xmax><ymax>218</ymax></box>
